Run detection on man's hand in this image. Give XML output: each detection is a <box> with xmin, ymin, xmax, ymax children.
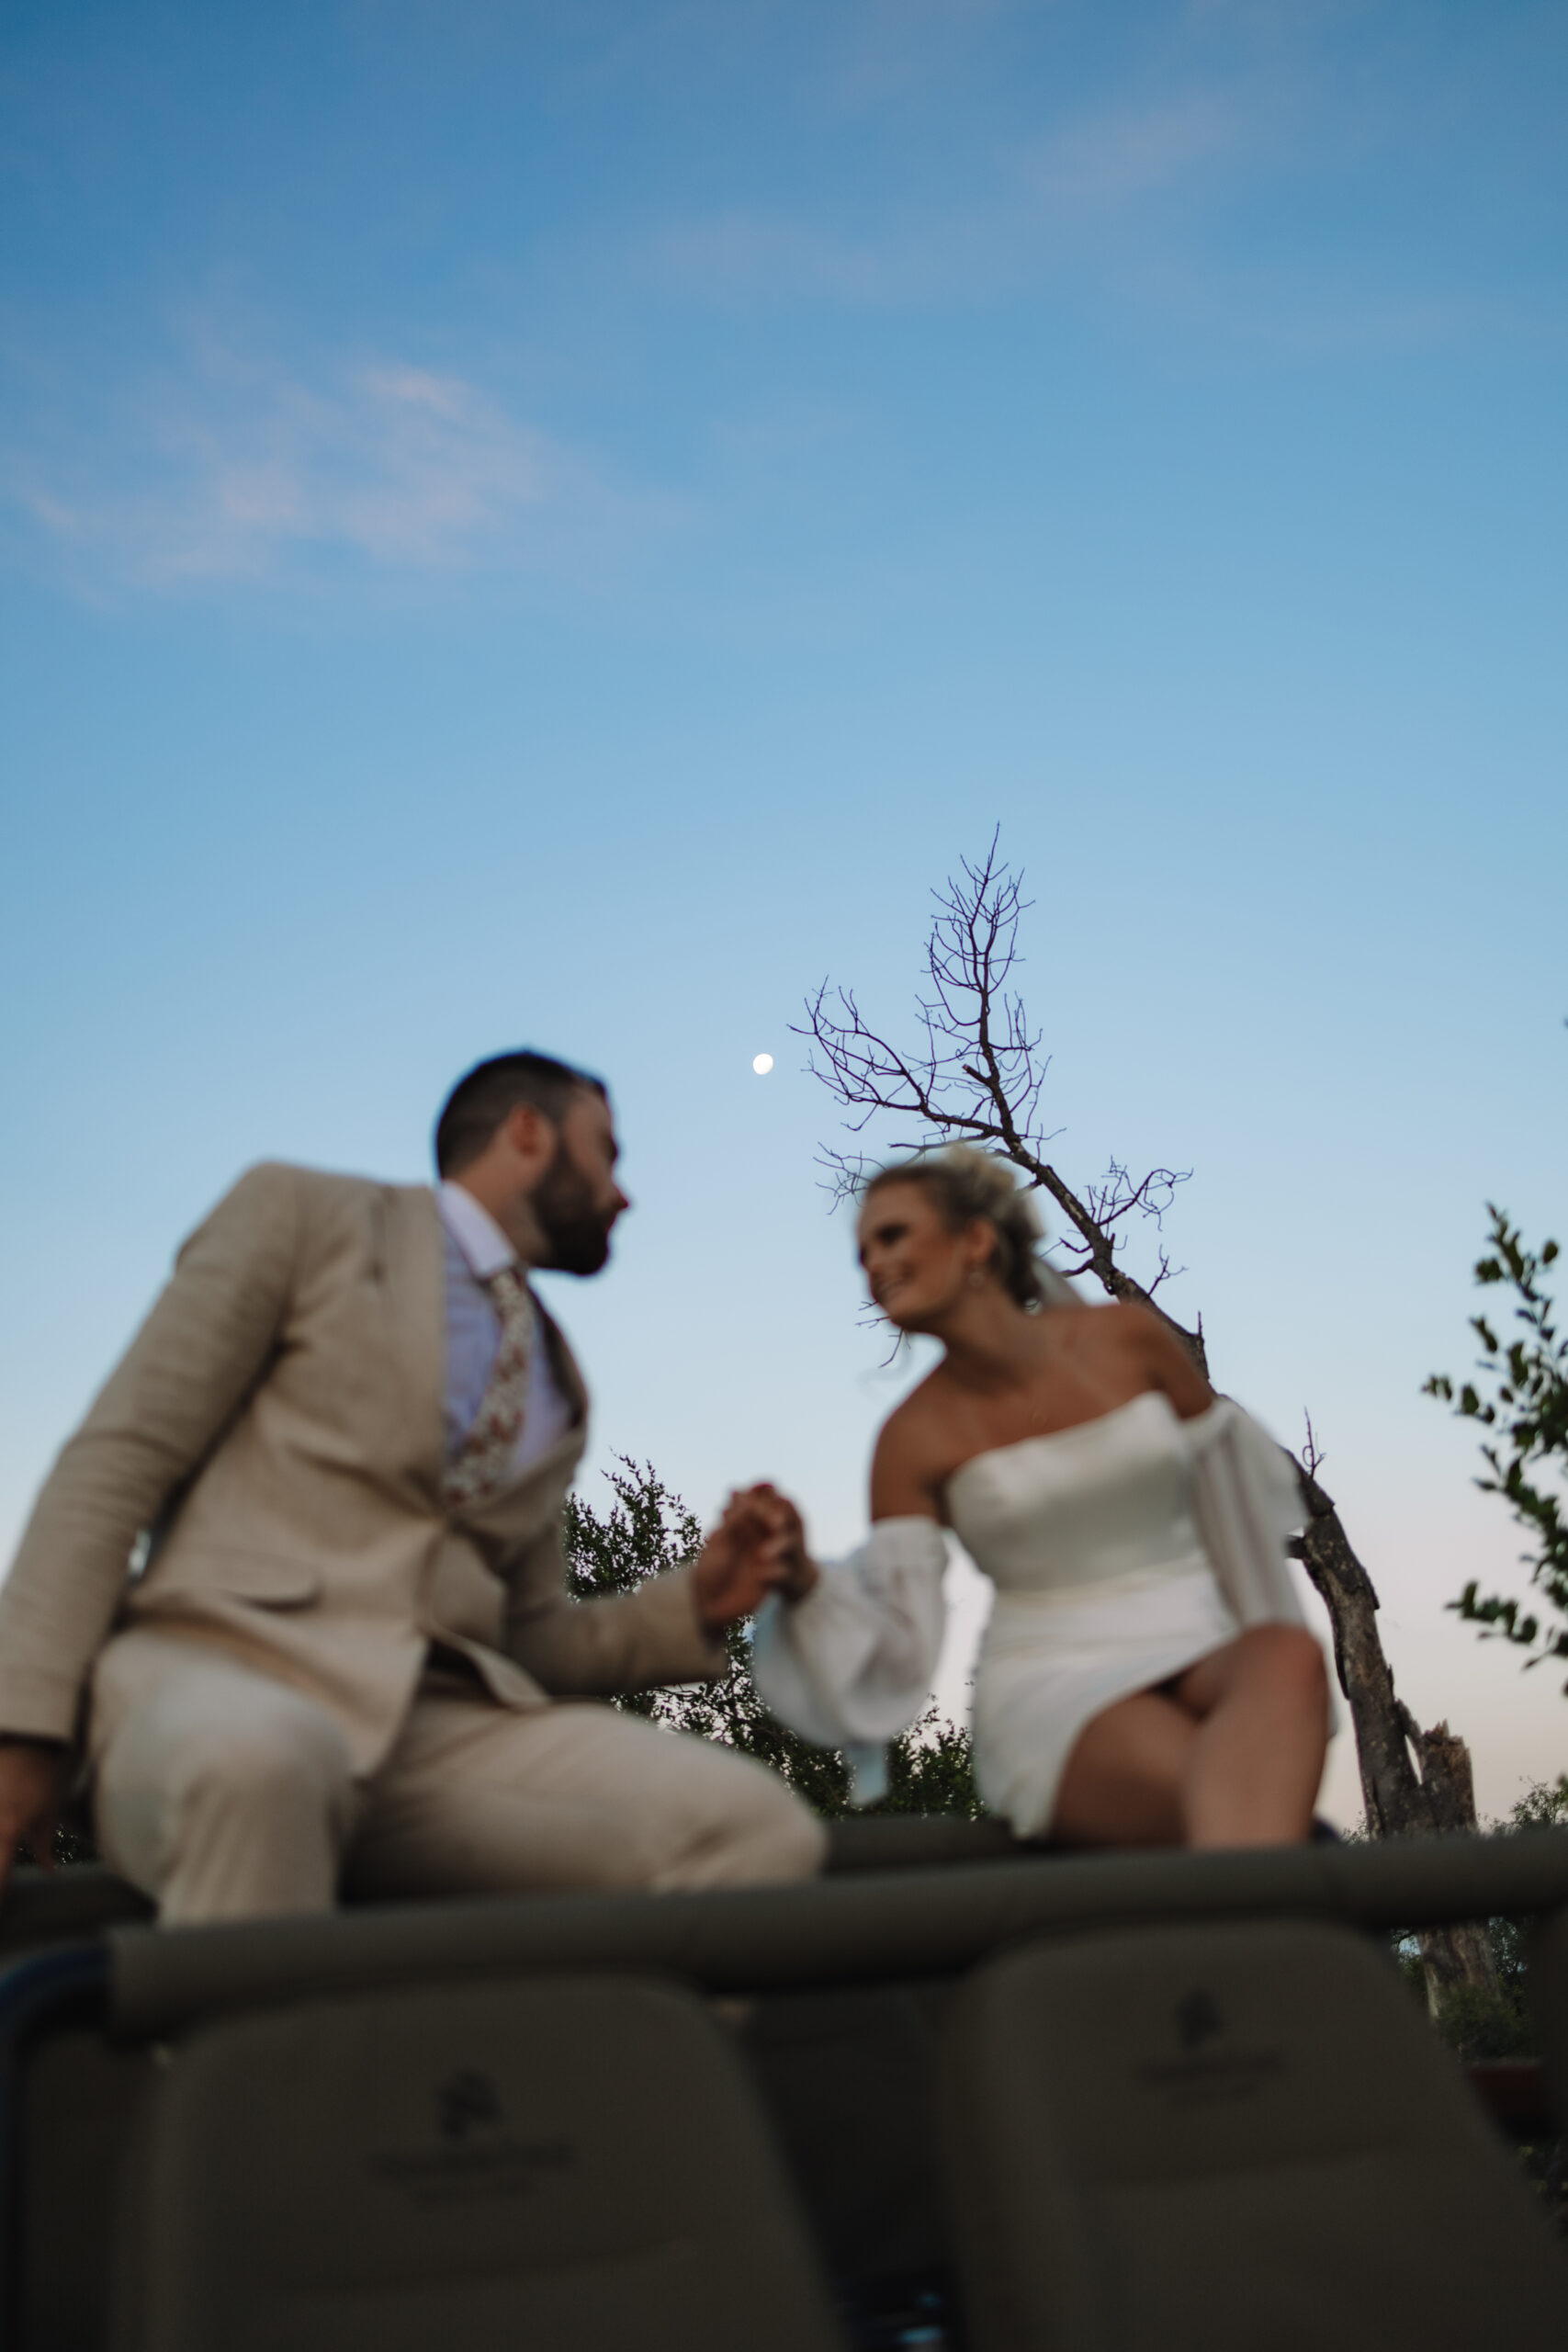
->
<box><xmin>0</xmin><ymin>1738</ymin><xmax>66</xmax><ymax>1899</ymax></box>
<box><xmin>691</xmin><ymin>1483</ymin><xmax>820</xmax><ymax>1635</ymax></box>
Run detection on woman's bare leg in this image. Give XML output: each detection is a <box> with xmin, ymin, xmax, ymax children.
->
<box><xmin>1172</xmin><ymin>1625</ymin><xmax>1329</xmax><ymax>1848</ymax></box>
<box><xmin>1050</xmin><ymin>1625</ymin><xmax>1330</xmax><ymax>1849</ymax></box>
<box><xmin>1050</xmin><ymin>1689</ymin><xmax>1198</xmax><ymax>1847</ymax></box>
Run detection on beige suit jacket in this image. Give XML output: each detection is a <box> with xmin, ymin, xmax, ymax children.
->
<box><xmin>0</xmin><ymin>1164</ymin><xmax>724</xmax><ymax>1772</ymax></box>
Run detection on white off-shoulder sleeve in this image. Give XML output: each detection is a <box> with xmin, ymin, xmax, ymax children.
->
<box><xmin>1187</xmin><ymin>1396</ymin><xmax>1338</xmax><ymax>1733</ymax></box>
<box><xmin>750</xmin><ymin>1517</ymin><xmax>950</xmax><ymax>1758</ymax></box>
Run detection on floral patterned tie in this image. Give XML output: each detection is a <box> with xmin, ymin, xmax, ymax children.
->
<box><xmin>442</xmin><ymin>1263</ymin><xmax>536</xmax><ymax>1512</ymax></box>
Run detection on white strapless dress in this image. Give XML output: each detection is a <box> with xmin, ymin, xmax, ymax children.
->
<box><xmin>750</xmin><ymin>1392</ymin><xmax>1325</xmax><ymax>1838</ymax></box>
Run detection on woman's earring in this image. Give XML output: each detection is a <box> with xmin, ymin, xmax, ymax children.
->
<box><xmin>968</xmin><ymin>1269</ymin><xmax>986</xmax><ymax>1291</ymax></box>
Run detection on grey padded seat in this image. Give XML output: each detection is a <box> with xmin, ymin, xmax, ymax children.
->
<box><xmin>110</xmin><ymin>1969</ymin><xmax>848</xmax><ymax>2352</ymax></box>
<box><xmin>15</xmin><ymin>2018</ymin><xmax>153</xmax><ymax>2352</ymax></box>
<box><xmin>939</xmin><ymin>1917</ymin><xmax>1568</xmax><ymax>2352</ymax></box>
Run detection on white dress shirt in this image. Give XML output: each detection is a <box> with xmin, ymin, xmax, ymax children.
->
<box><xmin>436</xmin><ymin>1182</ymin><xmax>576</xmax><ymax>1477</ymax></box>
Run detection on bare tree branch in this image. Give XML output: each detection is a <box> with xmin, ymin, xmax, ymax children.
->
<box><xmin>1302</xmin><ymin>1410</ymin><xmax>1325</xmax><ymax>1481</ymax></box>
<box><xmin>794</xmin><ymin>829</ymin><xmax>1208</xmax><ymax>1371</ymax></box>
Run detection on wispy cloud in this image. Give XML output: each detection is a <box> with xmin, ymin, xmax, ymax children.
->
<box><xmin>637</xmin><ymin>63</ymin><xmax>1529</xmax><ymax>356</ymax></box>
<box><xmin>649</xmin><ymin>211</ymin><xmax>939</xmax><ymax>308</ymax></box>
<box><xmin>2</xmin><ymin>326</ymin><xmax>660</xmax><ymax>593</ymax></box>
<box><xmin>1019</xmin><ymin>90</ymin><xmax>1243</xmax><ymax>207</ymax></box>
<box><xmin>642</xmin><ymin>77</ymin><xmax>1261</xmax><ymax>311</ymax></box>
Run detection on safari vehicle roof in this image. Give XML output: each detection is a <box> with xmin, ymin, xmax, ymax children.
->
<box><xmin>4</xmin><ymin>1816</ymin><xmax>1560</xmax><ymax>2036</ymax></box>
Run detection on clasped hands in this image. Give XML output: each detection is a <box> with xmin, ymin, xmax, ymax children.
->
<box><xmin>692</xmin><ymin>1481</ymin><xmax>819</xmax><ymax>1638</ymax></box>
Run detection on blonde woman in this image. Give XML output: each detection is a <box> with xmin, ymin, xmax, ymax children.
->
<box><xmin>751</xmin><ymin>1148</ymin><xmax>1332</xmax><ymax>1849</ymax></box>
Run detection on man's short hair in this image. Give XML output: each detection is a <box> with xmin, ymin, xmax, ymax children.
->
<box><xmin>434</xmin><ymin>1051</ymin><xmax>608</xmax><ymax>1178</ymax></box>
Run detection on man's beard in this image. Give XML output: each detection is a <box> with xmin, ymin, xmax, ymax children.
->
<box><xmin>531</xmin><ymin>1145</ymin><xmax>615</xmax><ymax>1274</ymax></box>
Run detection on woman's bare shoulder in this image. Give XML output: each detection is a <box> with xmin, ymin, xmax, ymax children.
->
<box><xmin>1090</xmin><ymin>1299</ymin><xmax>1213</xmax><ymax>1413</ymax></box>
<box><xmin>870</xmin><ymin>1373</ymin><xmax>950</xmax><ymax>1519</ymax></box>
<box><xmin>1032</xmin><ymin>1297</ymin><xmax>1146</xmax><ymax>1370</ymax></box>
<box><xmin>1057</xmin><ymin>1295</ymin><xmax>1161</xmax><ymax>1351</ymax></box>
<box><xmin>1093</xmin><ymin>1297</ymin><xmax>1164</xmax><ymax>1347</ymax></box>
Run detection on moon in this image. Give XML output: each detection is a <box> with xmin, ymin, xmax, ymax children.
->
<box><xmin>752</xmin><ymin>1053</ymin><xmax>774</xmax><ymax>1075</ymax></box>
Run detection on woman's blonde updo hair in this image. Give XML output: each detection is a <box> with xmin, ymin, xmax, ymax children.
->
<box><xmin>859</xmin><ymin>1144</ymin><xmax>1077</xmax><ymax>1311</ymax></box>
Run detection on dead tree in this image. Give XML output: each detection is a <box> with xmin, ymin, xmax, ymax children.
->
<box><xmin>796</xmin><ymin>834</ymin><xmax>1494</xmax><ymax>2000</ymax></box>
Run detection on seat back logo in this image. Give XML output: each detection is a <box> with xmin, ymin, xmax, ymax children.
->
<box><xmin>1134</xmin><ymin>1986</ymin><xmax>1283</xmax><ymax>2109</ymax></box>
<box><xmin>438</xmin><ymin>2068</ymin><xmax>502</xmax><ymax>2143</ymax></box>
<box><xmin>1174</xmin><ymin>1989</ymin><xmax>1224</xmax><ymax>2051</ymax></box>
<box><xmin>368</xmin><ymin>2066</ymin><xmax>571</xmax><ymax>2204</ymax></box>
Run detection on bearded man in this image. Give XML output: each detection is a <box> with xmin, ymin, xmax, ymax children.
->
<box><xmin>0</xmin><ymin>1051</ymin><xmax>824</xmax><ymax>1922</ymax></box>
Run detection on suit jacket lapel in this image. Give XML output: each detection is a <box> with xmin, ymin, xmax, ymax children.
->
<box><xmin>530</xmin><ymin>1292</ymin><xmax>589</xmax><ymax>1430</ymax></box>
<box><xmin>383</xmin><ymin>1184</ymin><xmax>446</xmax><ymax>1501</ymax></box>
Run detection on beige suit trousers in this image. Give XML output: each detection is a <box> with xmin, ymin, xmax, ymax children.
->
<box><xmin>91</xmin><ymin>1634</ymin><xmax>827</xmax><ymax>1924</ymax></box>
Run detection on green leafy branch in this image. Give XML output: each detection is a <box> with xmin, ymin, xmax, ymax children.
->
<box><xmin>1426</xmin><ymin>1206</ymin><xmax>1568</xmax><ymax>1685</ymax></box>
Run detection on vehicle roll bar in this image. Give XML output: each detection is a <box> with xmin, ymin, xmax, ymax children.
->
<box><xmin>106</xmin><ymin>1827</ymin><xmax>1568</xmax><ymax>2040</ymax></box>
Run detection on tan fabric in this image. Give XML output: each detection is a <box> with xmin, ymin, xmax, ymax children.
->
<box><xmin>0</xmin><ymin>1163</ymin><xmax>727</xmax><ymax>1769</ymax></box>
<box><xmin>93</xmin><ymin>1635</ymin><xmax>826</xmax><ymax>1923</ymax></box>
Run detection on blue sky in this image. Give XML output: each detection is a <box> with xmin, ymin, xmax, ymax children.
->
<box><xmin>4</xmin><ymin>0</ymin><xmax>1566</xmax><ymax>1824</ymax></box>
